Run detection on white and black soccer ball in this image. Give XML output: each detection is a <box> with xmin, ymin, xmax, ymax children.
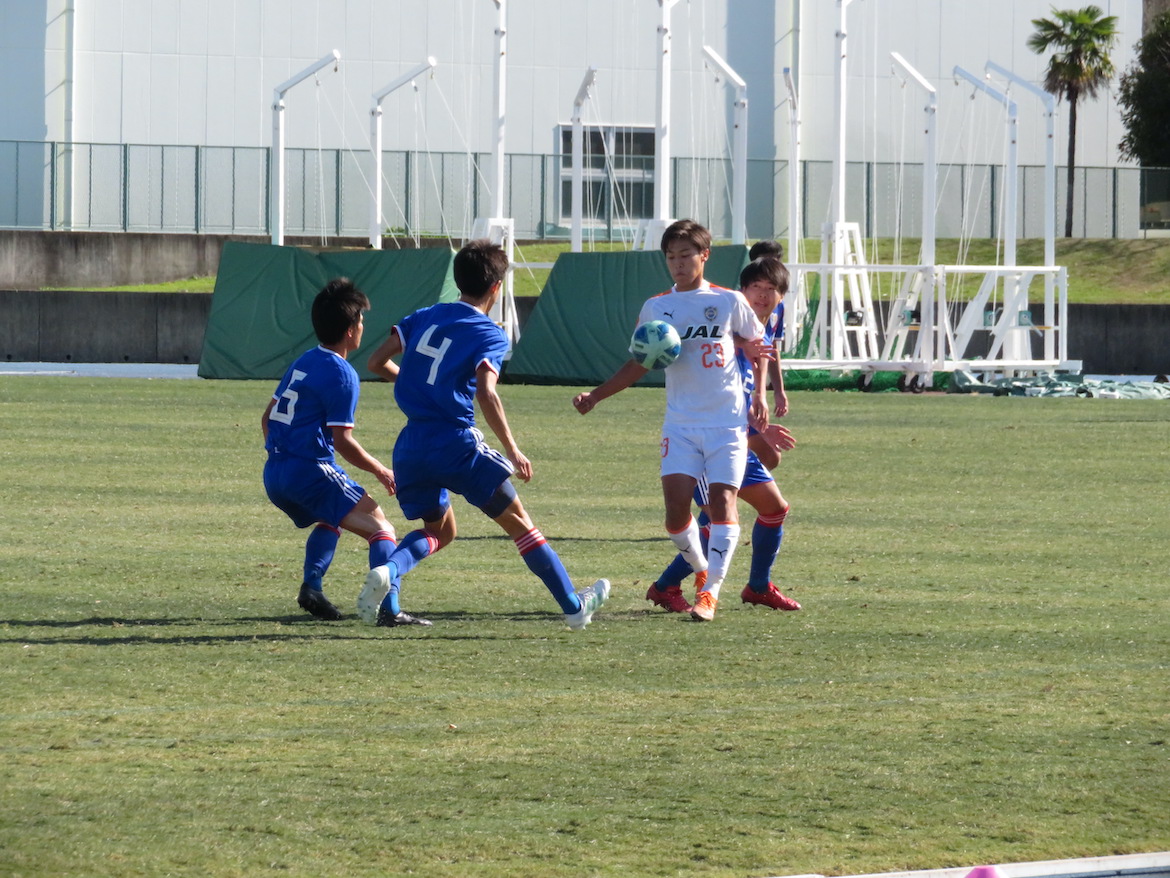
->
<box><xmin>629</xmin><ymin>320</ymin><xmax>682</xmax><ymax>370</ymax></box>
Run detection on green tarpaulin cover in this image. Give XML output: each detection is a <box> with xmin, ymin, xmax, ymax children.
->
<box><xmin>198</xmin><ymin>242</ymin><xmax>458</xmax><ymax>380</ymax></box>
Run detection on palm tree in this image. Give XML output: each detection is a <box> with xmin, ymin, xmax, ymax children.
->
<box><xmin>1028</xmin><ymin>6</ymin><xmax>1119</xmax><ymax>236</ymax></box>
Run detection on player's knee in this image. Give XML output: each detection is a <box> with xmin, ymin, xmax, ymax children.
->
<box><xmin>479</xmin><ymin>479</ymin><xmax>518</xmax><ymax>519</ymax></box>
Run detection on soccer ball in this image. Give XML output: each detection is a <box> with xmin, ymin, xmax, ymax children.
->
<box><xmin>629</xmin><ymin>320</ymin><xmax>682</xmax><ymax>370</ymax></box>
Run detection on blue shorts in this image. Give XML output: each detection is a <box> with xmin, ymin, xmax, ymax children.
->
<box><xmin>264</xmin><ymin>455</ymin><xmax>366</xmax><ymax>529</ymax></box>
<box><xmin>393</xmin><ymin>425</ymin><xmax>514</xmax><ymax>522</ymax></box>
<box><xmin>694</xmin><ymin>451</ymin><xmax>773</xmax><ymax>506</ymax></box>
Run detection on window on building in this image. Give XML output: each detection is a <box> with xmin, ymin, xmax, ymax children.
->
<box><xmin>556</xmin><ymin>125</ymin><xmax>655</xmax><ymax>226</ymax></box>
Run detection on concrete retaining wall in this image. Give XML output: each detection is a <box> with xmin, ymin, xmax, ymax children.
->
<box><xmin>1065</xmin><ymin>304</ymin><xmax>1169</xmax><ymax>376</ymax></box>
<box><xmin>0</xmin><ymin>291</ymin><xmax>211</xmax><ymax>364</ymax></box>
<box><xmin>0</xmin><ymin>230</ymin><xmax>447</xmax><ymax>290</ymax></box>
<box><xmin>0</xmin><ymin>292</ymin><xmax>1165</xmax><ymax>376</ymax></box>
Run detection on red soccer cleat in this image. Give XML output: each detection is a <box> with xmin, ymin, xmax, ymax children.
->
<box><xmin>646</xmin><ymin>582</ymin><xmax>692</xmax><ymax>613</ymax></box>
<box><xmin>741</xmin><ymin>583</ymin><xmax>801</xmax><ymax>611</ymax></box>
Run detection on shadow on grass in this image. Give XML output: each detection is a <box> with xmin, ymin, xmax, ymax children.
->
<box><xmin>0</xmin><ymin>608</ymin><xmax>631</xmax><ymax>646</ymax></box>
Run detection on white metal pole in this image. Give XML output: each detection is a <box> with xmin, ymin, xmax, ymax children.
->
<box><xmin>370</xmin><ymin>57</ymin><xmax>438</xmax><ymax>249</ymax></box>
<box><xmin>272</xmin><ymin>102</ymin><xmax>286</xmax><ymax>246</ymax></box>
<box><xmin>571</xmin><ymin>67</ymin><xmax>598</xmax><ymax>253</ymax></box>
<box><xmin>986</xmin><ymin>61</ymin><xmax>1055</xmax><ymax>270</ymax></box>
<box><xmin>986</xmin><ymin>60</ymin><xmax>1057</xmax><ymax>349</ymax></box>
<box><xmin>955</xmin><ymin>65</ymin><xmax>1027</xmax><ymax>363</ymax></box>
<box><xmin>890</xmin><ymin>52</ymin><xmax>937</xmax><ymax>267</ymax></box>
<box><xmin>702</xmin><ymin>46</ymin><xmax>748</xmax><ymax>245</ymax></box>
<box><xmin>829</xmin><ymin>0</ymin><xmax>854</xmax><ymax>361</ymax></box>
<box><xmin>270</xmin><ymin>50</ymin><xmax>340</xmax><ymax>246</ymax></box>
<box><xmin>891</xmin><ymin>52</ymin><xmax>938</xmax><ymax>368</ymax></box>
<box><xmin>489</xmin><ymin>0</ymin><xmax>507</xmax><ymax>221</ymax></box>
<box><xmin>654</xmin><ymin>0</ymin><xmax>681</xmax><ymax>223</ymax></box>
<box><xmin>831</xmin><ymin>0</ymin><xmax>853</xmax><ymax>231</ymax></box>
<box><xmin>782</xmin><ymin>67</ymin><xmax>802</xmax><ymax>350</ymax></box>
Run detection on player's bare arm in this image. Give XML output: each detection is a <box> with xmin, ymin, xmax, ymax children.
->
<box><xmin>331</xmin><ymin>426</ymin><xmax>396</xmax><ymax>495</ymax></box>
<box><xmin>734</xmin><ymin>333</ymin><xmax>776</xmax><ymax>364</ymax></box>
<box><xmin>261</xmin><ymin>397</ymin><xmax>276</xmax><ymax>440</ymax></box>
<box><xmin>768</xmin><ymin>354</ymin><xmax>789</xmax><ymax>417</ymax></box>
<box><xmin>366</xmin><ymin>329</ymin><xmax>403</xmax><ymax>381</ymax></box>
<box><xmin>475</xmin><ymin>364</ymin><xmax>532</xmax><ymax>482</ymax></box>
<box><xmin>573</xmin><ymin>359</ymin><xmax>649</xmax><ymax>414</ymax></box>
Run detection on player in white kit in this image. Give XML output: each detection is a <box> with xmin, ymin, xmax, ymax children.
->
<box><xmin>573</xmin><ymin>219</ymin><xmax>768</xmax><ymax>621</ymax></box>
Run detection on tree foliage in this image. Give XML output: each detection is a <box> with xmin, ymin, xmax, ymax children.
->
<box><xmin>1028</xmin><ymin>5</ymin><xmax>1119</xmax><ymax>236</ymax></box>
<box><xmin>1118</xmin><ymin>11</ymin><xmax>1170</xmax><ymax>166</ymax></box>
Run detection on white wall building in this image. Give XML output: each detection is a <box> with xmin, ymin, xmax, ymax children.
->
<box><xmin>0</xmin><ymin>0</ymin><xmax>1147</xmax><ymax>238</ymax></box>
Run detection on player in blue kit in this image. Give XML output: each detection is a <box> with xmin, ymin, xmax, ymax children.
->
<box><xmin>748</xmin><ymin>240</ymin><xmax>789</xmax><ymax>417</ymax></box>
<box><xmin>649</xmin><ymin>255</ymin><xmax>802</xmax><ymax>613</ymax></box>
<box><xmin>361</xmin><ymin>239</ymin><xmax>610</xmax><ymax>630</ymax></box>
<box><xmin>262</xmin><ymin>278</ymin><xmax>401</xmax><ymax>621</ymax></box>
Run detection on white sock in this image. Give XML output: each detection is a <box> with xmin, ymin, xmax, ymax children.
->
<box><xmin>703</xmin><ymin>522</ymin><xmax>741</xmax><ymax>599</ymax></box>
<box><xmin>668</xmin><ymin>517</ymin><xmax>708</xmax><ymax>574</ymax></box>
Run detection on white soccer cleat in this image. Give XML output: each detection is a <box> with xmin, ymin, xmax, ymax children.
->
<box><xmin>357</xmin><ymin>566</ymin><xmax>392</xmax><ymax>626</ymax></box>
<box><xmin>565</xmin><ymin>578</ymin><xmax>611</xmax><ymax>631</ymax></box>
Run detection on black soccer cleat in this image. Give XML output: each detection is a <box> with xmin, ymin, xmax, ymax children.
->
<box><xmin>297</xmin><ymin>583</ymin><xmax>343</xmax><ymax>620</ymax></box>
<box><xmin>376</xmin><ymin>607</ymin><xmax>433</xmax><ymax>628</ymax></box>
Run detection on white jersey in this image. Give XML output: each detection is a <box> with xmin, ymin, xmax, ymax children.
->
<box><xmin>638</xmin><ymin>281</ymin><xmax>764</xmax><ymax>429</ymax></box>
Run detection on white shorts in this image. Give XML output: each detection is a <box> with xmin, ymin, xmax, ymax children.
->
<box><xmin>660</xmin><ymin>423</ymin><xmax>748</xmax><ymax>486</ymax></box>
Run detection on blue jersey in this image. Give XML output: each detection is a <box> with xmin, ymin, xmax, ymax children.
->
<box><xmin>265</xmin><ymin>346</ymin><xmax>359</xmax><ymax>462</ymax></box>
<box><xmin>393</xmin><ymin>301</ymin><xmax>510</xmax><ymax>429</ymax></box>
<box><xmin>736</xmin><ymin>310</ymin><xmax>779</xmax><ymax>396</ymax></box>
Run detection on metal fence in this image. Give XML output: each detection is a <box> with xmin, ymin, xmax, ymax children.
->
<box><xmin>1</xmin><ymin>139</ymin><xmax>1167</xmax><ymax>241</ymax></box>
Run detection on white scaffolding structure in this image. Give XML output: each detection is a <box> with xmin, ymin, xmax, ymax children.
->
<box><xmin>782</xmin><ymin>0</ymin><xmax>1079</xmax><ymax>389</ymax></box>
<box><xmin>369</xmin><ymin>57</ymin><xmax>437</xmax><ymax>249</ymax></box>
<box><xmin>270</xmin><ymin>50</ymin><xmax>341</xmax><ymax>247</ymax></box>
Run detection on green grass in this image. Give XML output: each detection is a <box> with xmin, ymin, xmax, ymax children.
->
<box><xmin>53</xmin><ymin>238</ymin><xmax>1170</xmax><ymax>303</ymax></box>
<box><xmin>1</xmin><ymin>380</ymin><xmax>1168</xmax><ymax>877</ymax></box>
<box><xmin>46</xmin><ymin>275</ymin><xmax>220</xmax><ymax>293</ymax></box>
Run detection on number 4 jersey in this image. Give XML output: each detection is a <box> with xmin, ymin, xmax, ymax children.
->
<box><xmin>638</xmin><ymin>282</ymin><xmax>764</xmax><ymax>430</ymax></box>
<box><xmin>265</xmin><ymin>345</ymin><xmax>360</xmax><ymax>462</ymax></box>
<box><xmin>393</xmin><ymin>301</ymin><xmax>510</xmax><ymax>429</ymax></box>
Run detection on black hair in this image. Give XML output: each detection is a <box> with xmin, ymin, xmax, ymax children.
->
<box><xmin>453</xmin><ymin>239</ymin><xmax>510</xmax><ymax>299</ymax></box>
<box><xmin>311</xmin><ymin>278</ymin><xmax>369</xmax><ymax>345</ymax></box>
<box><xmin>748</xmin><ymin>239</ymin><xmax>784</xmax><ymax>260</ymax></box>
<box><xmin>660</xmin><ymin>219</ymin><xmax>712</xmax><ymax>253</ymax></box>
<box><xmin>739</xmin><ymin>256</ymin><xmax>789</xmax><ymax>296</ymax></box>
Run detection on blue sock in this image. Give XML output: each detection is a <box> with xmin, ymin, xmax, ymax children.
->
<box><xmin>368</xmin><ymin>530</ymin><xmax>396</xmax><ymax>568</ymax></box>
<box><xmin>657</xmin><ymin>553</ymin><xmax>694</xmax><ymax>588</ymax></box>
<box><xmin>748</xmin><ymin>510</ymin><xmax>787</xmax><ymax>590</ymax></box>
<box><xmin>378</xmin><ymin>530</ymin><xmax>438</xmax><ymax>612</ymax></box>
<box><xmin>385</xmin><ymin>569</ymin><xmax>402</xmax><ymax>615</ymax></box>
<box><xmin>303</xmin><ymin>525</ymin><xmax>340</xmax><ymax>590</ymax></box>
<box><xmin>697</xmin><ymin>509</ymin><xmax>712</xmax><ymax>553</ymax></box>
<box><xmin>516</xmin><ymin>529</ymin><xmax>580</xmax><ymax>614</ymax></box>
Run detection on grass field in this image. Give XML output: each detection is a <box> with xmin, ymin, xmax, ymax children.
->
<box><xmin>1</xmin><ymin>380</ymin><xmax>1168</xmax><ymax>877</ymax></box>
<box><xmin>58</xmin><ymin>237</ymin><xmax>1170</xmax><ymax>304</ymax></box>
